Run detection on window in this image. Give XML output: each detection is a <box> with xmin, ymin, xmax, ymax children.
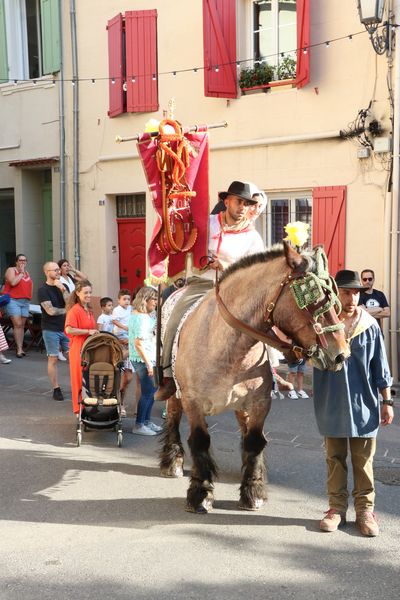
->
<box><xmin>235</xmin><ymin>0</ymin><xmax>309</xmax><ymax>92</ymax></box>
<box><xmin>0</xmin><ymin>0</ymin><xmax>60</xmax><ymax>82</ymax></box>
<box><xmin>259</xmin><ymin>191</ymin><xmax>312</xmax><ymax>247</ymax></box>
<box><xmin>107</xmin><ymin>10</ymin><xmax>158</xmax><ymax>117</ymax></box>
<box><xmin>116</xmin><ymin>194</ymin><xmax>146</xmax><ymax>218</ymax></box>
<box><xmin>253</xmin><ymin>0</ymin><xmax>297</xmax><ymax>76</ymax></box>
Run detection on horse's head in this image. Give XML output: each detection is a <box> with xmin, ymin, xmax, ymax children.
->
<box><xmin>272</xmin><ymin>243</ymin><xmax>350</xmax><ymax>371</ymax></box>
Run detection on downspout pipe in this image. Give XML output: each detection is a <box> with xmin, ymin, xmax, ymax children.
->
<box><xmin>390</xmin><ymin>0</ymin><xmax>400</xmax><ymax>382</ymax></box>
<box><xmin>58</xmin><ymin>0</ymin><xmax>66</xmax><ymax>259</ymax></box>
<box><xmin>69</xmin><ymin>0</ymin><xmax>80</xmax><ymax>269</ymax></box>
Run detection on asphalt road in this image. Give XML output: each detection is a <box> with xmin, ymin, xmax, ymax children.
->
<box><xmin>0</xmin><ymin>350</ymin><xmax>399</xmax><ymax>600</ymax></box>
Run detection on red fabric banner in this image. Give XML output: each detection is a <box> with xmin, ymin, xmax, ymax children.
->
<box><xmin>137</xmin><ymin>131</ymin><xmax>210</xmax><ymax>279</ymax></box>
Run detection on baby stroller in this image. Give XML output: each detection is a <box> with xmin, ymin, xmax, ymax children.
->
<box><xmin>76</xmin><ymin>332</ymin><xmax>125</xmax><ymax>447</ymax></box>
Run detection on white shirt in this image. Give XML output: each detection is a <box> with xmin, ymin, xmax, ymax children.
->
<box><xmin>112</xmin><ymin>304</ymin><xmax>132</xmax><ymax>339</ymax></box>
<box><xmin>202</xmin><ymin>214</ymin><xmax>265</xmax><ymax>280</ymax></box>
<box><xmin>59</xmin><ymin>275</ymin><xmax>75</xmax><ymax>293</ymax></box>
<box><xmin>97</xmin><ymin>313</ymin><xmax>114</xmax><ymax>333</ymax></box>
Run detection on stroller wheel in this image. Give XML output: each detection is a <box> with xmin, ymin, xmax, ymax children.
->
<box><xmin>76</xmin><ymin>431</ymin><xmax>82</xmax><ymax>446</ymax></box>
<box><xmin>117</xmin><ymin>431</ymin><xmax>123</xmax><ymax>447</ymax></box>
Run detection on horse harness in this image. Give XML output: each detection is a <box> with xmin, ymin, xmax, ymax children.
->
<box><xmin>215</xmin><ymin>248</ymin><xmax>344</xmax><ymax>362</ymax></box>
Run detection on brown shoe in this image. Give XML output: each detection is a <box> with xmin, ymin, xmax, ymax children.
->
<box><xmin>356</xmin><ymin>511</ymin><xmax>379</xmax><ymax>537</ymax></box>
<box><xmin>320</xmin><ymin>508</ymin><xmax>346</xmax><ymax>532</ymax></box>
<box><xmin>154</xmin><ymin>377</ymin><xmax>176</xmax><ymax>401</ymax></box>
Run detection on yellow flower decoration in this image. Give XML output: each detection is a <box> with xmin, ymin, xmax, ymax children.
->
<box><xmin>144</xmin><ymin>118</ymin><xmax>160</xmax><ymax>133</ymax></box>
<box><xmin>284</xmin><ymin>221</ymin><xmax>310</xmax><ymax>248</ymax></box>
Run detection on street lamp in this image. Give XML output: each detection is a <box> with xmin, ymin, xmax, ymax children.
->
<box><xmin>357</xmin><ymin>0</ymin><xmax>389</xmax><ymax>54</ymax></box>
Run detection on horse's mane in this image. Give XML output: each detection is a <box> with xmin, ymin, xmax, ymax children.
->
<box><xmin>219</xmin><ymin>243</ymin><xmax>315</xmax><ymax>283</ymax></box>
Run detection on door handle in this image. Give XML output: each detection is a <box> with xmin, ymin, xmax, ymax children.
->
<box><xmin>136</xmin><ymin>269</ymin><xmax>141</xmax><ymax>277</ymax></box>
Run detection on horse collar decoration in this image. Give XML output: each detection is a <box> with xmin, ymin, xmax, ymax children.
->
<box><xmin>159</xmin><ymin>243</ymin><xmax>350</xmax><ymax>514</ymax></box>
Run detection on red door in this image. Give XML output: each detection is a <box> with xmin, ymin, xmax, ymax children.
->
<box><xmin>117</xmin><ymin>218</ymin><xmax>146</xmax><ymax>294</ymax></box>
<box><xmin>312</xmin><ymin>186</ymin><xmax>346</xmax><ymax>276</ymax></box>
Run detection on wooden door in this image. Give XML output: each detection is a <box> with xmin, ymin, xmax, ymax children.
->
<box><xmin>117</xmin><ymin>218</ymin><xmax>146</xmax><ymax>294</ymax></box>
<box><xmin>42</xmin><ymin>183</ymin><xmax>53</xmax><ymax>261</ymax></box>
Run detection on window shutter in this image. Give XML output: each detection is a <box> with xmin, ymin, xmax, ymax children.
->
<box><xmin>295</xmin><ymin>0</ymin><xmax>310</xmax><ymax>89</ymax></box>
<box><xmin>107</xmin><ymin>13</ymin><xmax>124</xmax><ymax>118</ymax></box>
<box><xmin>125</xmin><ymin>10</ymin><xmax>158</xmax><ymax>113</ymax></box>
<box><xmin>203</xmin><ymin>0</ymin><xmax>238</xmax><ymax>99</ymax></box>
<box><xmin>0</xmin><ymin>0</ymin><xmax>8</xmax><ymax>83</ymax></box>
<box><xmin>312</xmin><ymin>186</ymin><xmax>346</xmax><ymax>276</ymax></box>
<box><xmin>40</xmin><ymin>0</ymin><xmax>60</xmax><ymax>74</ymax></box>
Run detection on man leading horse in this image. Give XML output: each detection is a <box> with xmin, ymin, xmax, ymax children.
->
<box><xmin>156</xmin><ymin>180</ymin><xmax>265</xmax><ymax>400</ymax></box>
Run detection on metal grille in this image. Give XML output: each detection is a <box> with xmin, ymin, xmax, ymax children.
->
<box><xmin>116</xmin><ymin>193</ymin><xmax>146</xmax><ymax>218</ymax></box>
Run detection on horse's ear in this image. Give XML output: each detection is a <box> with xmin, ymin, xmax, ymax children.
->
<box><xmin>283</xmin><ymin>241</ymin><xmax>303</xmax><ymax>270</ymax></box>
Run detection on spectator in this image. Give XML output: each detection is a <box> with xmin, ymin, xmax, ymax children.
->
<box><xmin>358</xmin><ymin>269</ymin><xmax>390</xmax><ymax>330</ymax></box>
<box><xmin>2</xmin><ymin>254</ymin><xmax>33</xmax><ymax>357</ymax></box>
<box><xmin>129</xmin><ymin>286</ymin><xmax>162</xmax><ymax>435</ymax></box>
<box><xmin>97</xmin><ymin>297</ymin><xmax>114</xmax><ymax>332</ymax></box>
<box><xmin>38</xmin><ymin>262</ymin><xmax>70</xmax><ymax>401</ymax></box>
<box><xmin>314</xmin><ymin>270</ymin><xmax>393</xmax><ymax>537</ymax></box>
<box><xmin>0</xmin><ymin>323</ymin><xmax>11</xmax><ymax>364</ymax></box>
<box><xmin>112</xmin><ymin>289</ymin><xmax>133</xmax><ymax>417</ymax></box>
<box><xmin>65</xmin><ymin>280</ymin><xmax>99</xmax><ymax>415</ymax></box>
<box><xmin>287</xmin><ymin>358</ymin><xmax>309</xmax><ymax>399</ymax></box>
<box><xmin>58</xmin><ymin>259</ymin><xmax>87</xmax><ymax>293</ymax></box>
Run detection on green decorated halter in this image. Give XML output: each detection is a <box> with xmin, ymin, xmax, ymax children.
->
<box><xmin>290</xmin><ymin>247</ymin><xmax>344</xmax><ymax>336</ymax></box>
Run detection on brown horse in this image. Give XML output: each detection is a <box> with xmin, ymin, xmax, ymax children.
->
<box><xmin>159</xmin><ymin>243</ymin><xmax>349</xmax><ymax>513</ymax></box>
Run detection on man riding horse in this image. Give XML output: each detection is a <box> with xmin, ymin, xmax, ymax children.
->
<box><xmin>155</xmin><ymin>180</ymin><xmax>265</xmax><ymax>400</ymax></box>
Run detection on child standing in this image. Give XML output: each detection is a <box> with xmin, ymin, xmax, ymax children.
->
<box><xmin>0</xmin><ymin>324</ymin><xmax>11</xmax><ymax>364</ymax></box>
<box><xmin>287</xmin><ymin>358</ymin><xmax>309</xmax><ymax>399</ymax></box>
<box><xmin>97</xmin><ymin>297</ymin><xmax>114</xmax><ymax>332</ymax></box>
<box><xmin>112</xmin><ymin>289</ymin><xmax>133</xmax><ymax>416</ymax></box>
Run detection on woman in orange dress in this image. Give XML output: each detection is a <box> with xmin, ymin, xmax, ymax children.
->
<box><xmin>65</xmin><ymin>280</ymin><xmax>99</xmax><ymax>413</ymax></box>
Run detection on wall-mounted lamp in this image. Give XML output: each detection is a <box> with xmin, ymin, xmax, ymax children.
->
<box><xmin>357</xmin><ymin>0</ymin><xmax>390</xmax><ymax>54</ymax></box>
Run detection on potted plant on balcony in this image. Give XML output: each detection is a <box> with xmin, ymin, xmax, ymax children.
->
<box><xmin>239</xmin><ymin>62</ymin><xmax>276</xmax><ymax>94</ymax></box>
<box><xmin>277</xmin><ymin>56</ymin><xmax>297</xmax><ymax>81</ymax></box>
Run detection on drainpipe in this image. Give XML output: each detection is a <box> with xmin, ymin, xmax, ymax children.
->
<box><xmin>58</xmin><ymin>0</ymin><xmax>66</xmax><ymax>259</ymax></box>
<box><xmin>69</xmin><ymin>0</ymin><xmax>80</xmax><ymax>269</ymax></box>
<box><xmin>390</xmin><ymin>0</ymin><xmax>400</xmax><ymax>382</ymax></box>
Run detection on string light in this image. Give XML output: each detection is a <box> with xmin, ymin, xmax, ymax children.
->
<box><xmin>3</xmin><ymin>26</ymin><xmax>380</xmax><ymax>86</ymax></box>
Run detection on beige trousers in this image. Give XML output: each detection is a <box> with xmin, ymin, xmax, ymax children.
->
<box><xmin>325</xmin><ymin>437</ymin><xmax>376</xmax><ymax>514</ymax></box>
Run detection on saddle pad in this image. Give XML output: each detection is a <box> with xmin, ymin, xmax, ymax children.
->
<box><xmin>161</xmin><ymin>286</ymin><xmax>186</xmax><ymax>342</ymax></box>
<box><xmin>171</xmin><ymin>295</ymin><xmax>205</xmax><ymax>398</ymax></box>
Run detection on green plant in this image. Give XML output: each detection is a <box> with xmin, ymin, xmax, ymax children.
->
<box><xmin>239</xmin><ymin>62</ymin><xmax>275</xmax><ymax>89</ymax></box>
<box><xmin>277</xmin><ymin>56</ymin><xmax>297</xmax><ymax>80</ymax></box>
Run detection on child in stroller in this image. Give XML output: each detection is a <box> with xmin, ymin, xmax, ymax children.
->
<box><xmin>76</xmin><ymin>332</ymin><xmax>125</xmax><ymax>446</ymax></box>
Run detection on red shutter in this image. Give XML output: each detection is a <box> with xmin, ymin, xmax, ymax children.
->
<box><xmin>125</xmin><ymin>10</ymin><xmax>158</xmax><ymax>113</ymax></box>
<box><xmin>107</xmin><ymin>13</ymin><xmax>124</xmax><ymax>118</ymax></box>
<box><xmin>312</xmin><ymin>186</ymin><xmax>346</xmax><ymax>276</ymax></box>
<box><xmin>203</xmin><ymin>0</ymin><xmax>238</xmax><ymax>99</ymax></box>
<box><xmin>295</xmin><ymin>0</ymin><xmax>310</xmax><ymax>89</ymax></box>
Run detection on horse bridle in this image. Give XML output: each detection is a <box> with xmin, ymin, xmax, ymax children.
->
<box><xmin>214</xmin><ymin>251</ymin><xmax>344</xmax><ymax>361</ymax></box>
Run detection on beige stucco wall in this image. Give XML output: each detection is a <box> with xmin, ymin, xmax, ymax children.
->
<box><xmin>62</xmin><ymin>0</ymin><xmax>392</xmax><ymax>302</ymax></box>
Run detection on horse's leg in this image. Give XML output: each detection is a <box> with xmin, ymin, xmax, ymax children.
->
<box><xmin>186</xmin><ymin>409</ymin><xmax>217</xmax><ymax>514</ymax></box>
<box><xmin>238</xmin><ymin>403</ymin><xmax>269</xmax><ymax>511</ymax></box>
<box><xmin>159</xmin><ymin>395</ymin><xmax>184</xmax><ymax>478</ymax></box>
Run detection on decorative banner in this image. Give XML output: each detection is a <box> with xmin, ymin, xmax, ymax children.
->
<box><xmin>137</xmin><ymin>127</ymin><xmax>209</xmax><ymax>279</ymax></box>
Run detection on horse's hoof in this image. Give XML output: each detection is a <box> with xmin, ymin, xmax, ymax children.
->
<box><xmin>185</xmin><ymin>499</ymin><xmax>213</xmax><ymax>514</ymax></box>
<box><xmin>160</xmin><ymin>466</ymin><xmax>183</xmax><ymax>478</ymax></box>
<box><xmin>238</xmin><ymin>498</ymin><xmax>264</xmax><ymax>511</ymax></box>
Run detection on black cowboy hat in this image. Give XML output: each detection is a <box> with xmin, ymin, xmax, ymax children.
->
<box><xmin>335</xmin><ymin>269</ymin><xmax>368</xmax><ymax>290</ymax></box>
<box><xmin>218</xmin><ymin>181</ymin><xmax>258</xmax><ymax>204</ymax></box>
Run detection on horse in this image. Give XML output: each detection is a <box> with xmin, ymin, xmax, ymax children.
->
<box><xmin>159</xmin><ymin>243</ymin><xmax>350</xmax><ymax>513</ymax></box>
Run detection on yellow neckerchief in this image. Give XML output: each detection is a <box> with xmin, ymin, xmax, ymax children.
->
<box><xmin>347</xmin><ymin>307</ymin><xmax>377</xmax><ymax>341</ymax></box>
<box><xmin>219</xmin><ymin>211</ymin><xmax>253</xmax><ymax>233</ymax></box>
